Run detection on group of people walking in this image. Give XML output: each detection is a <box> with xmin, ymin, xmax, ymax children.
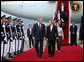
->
<box><xmin>27</xmin><ymin>18</ymin><xmax>64</xmax><ymax>58</ymax></box>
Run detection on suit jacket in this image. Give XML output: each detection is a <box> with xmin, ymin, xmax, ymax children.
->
<box><xmin>27</xmin><ymin>28</ymin><xmax>33</xmax><ymax>37</ymax></box>
<box><xmin>32</xmin><ymin>23</ymin><xmax>45</xmax><ymax>40</ymax></box>
<box><xmin>70</xmin><ymin>25</ymin><xmax>77</xmax><ymax>35</ymax></box>
<box><xmin>60</xmin><ymin>6</ymin><xmax>66</xmax><ymax>14</ymax></box>
<box><xmin>54</xmin><ymin>13</ymin><xmax>62</xmax><ymax>22</ymax></box>
<box><xmin>79</xmin><ymin>16</ymin><xmax>83</xmax><ymax>40</ymax></box>
<box><xmin>46</xmin><ymin>25</ymin><xmax>58</xmax><ymax>40</ymax></box>
<box><xmin>60</xmin><ymin>6</ymin><xmax>68</xmax><ymax>21</ymax></box>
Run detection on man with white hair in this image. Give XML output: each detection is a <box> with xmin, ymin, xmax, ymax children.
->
<box><xmin>32</xmin><ymin>18</ymin><xmax>45</xmax><ymax>57</ymax></box>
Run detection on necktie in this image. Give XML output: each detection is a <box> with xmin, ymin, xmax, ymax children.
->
<box><xmin>39</xmin><ymin>24</ymin><xmax>41</xmax><ymax>30</ymax></box>
<box><xmin>30</xmin><ymin>29</ymin><xmax>31</xmax><ymax>35</ymax></box>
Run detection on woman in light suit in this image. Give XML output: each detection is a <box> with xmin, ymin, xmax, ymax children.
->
<box><xmin>55</xmin><ymin>23</ymin><xmax>64</xmax><ymax>52</ymax></box>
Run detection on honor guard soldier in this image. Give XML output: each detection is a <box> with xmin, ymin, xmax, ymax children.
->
<box><xmin>1</xmin><ymin>15</ymin><xmax>8</xmax><ymax>61</ymax></box>
<box><xmin>17</xmin><ymin>19</ymin><xmax>23</xmax><ymax>54</ymax></box>
<box><xmin>19</xmin><ymin>20</ymin><xmax>25</xmax><ymax>53</ymax></box>
<box><xmin>6</xmin><ymin>16</ymin><xmax>14</xmax><ymax>58</ymax></box>
<box><xmin>1</xmin><ymin>21</ymin><xmax>4</xmax><ymax>61</ymax></box>
<box><xmin>12</xmin><ymin>18</ymin><xmax>19</xmax><ymax>55</ymax></box>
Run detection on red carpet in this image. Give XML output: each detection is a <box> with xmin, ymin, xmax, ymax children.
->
<box><xmin>9</xmin><ymin>46</ymin><xmax>83</xmax><ymax>61</ymax></box>
<box><xmin>57</xmin><ymin>1</ymin><xmax>69</xmax><ymax>44</ymax></box>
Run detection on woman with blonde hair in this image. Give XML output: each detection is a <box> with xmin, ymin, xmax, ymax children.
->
<box><xmin>55</xmin><ymin>23</ymin><xmax>64</xmax><ymax>52</ymax></box>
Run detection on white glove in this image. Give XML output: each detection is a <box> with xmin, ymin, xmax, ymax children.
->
<box><xmin>23</xmin><ymin>36</ymin><xmax>25</xmax><ymax>38</ymax></box>
<box><xmin>15</xmin><ymin>36</ymin><xmax>17</xmax><ymax>39</ymax></box>
<box><xmin>3</xmin><ymin>25</ymin><xmax>5</xmax><ymax>28</ymax></box>
<box><xmin>10</xmin><ymin>37</ymin><xmax>13</xmax><ymax>41</ymax></box>
<box><xmin>4</xmin><ymin>37</ymin><xmax>7</xmax><ymax>42</ymax></box>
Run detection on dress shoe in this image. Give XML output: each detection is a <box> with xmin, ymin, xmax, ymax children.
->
<box><xmin>58</xmin><ymin>50</ymin><xmax>60</xmax><ymax>52</ymax></box>
<box><xmin>14</xmin><ymin>52</ymin><xmax>17</xmax><ymax>55</ymax></box>
<box><xmin>52</xmin><ymin>54</ymin><xmax>54</xmax><ymax>57</ymax></box>
<box><xmin>9</xmin><ymin>53</ymin><xmax>13</xmax><ymax>58</ymax></box>
<box><xmin>37</xmin><ymin>53</ymin><xmax>39</xmax><ymax>56</ymax></box>
<box><xmin>48</xmin><ymin>54</ymin><xmax>50</xmax><ymax>57</ymax></box>
<box><xmin>39</xmin><ymin>55</ymin><xmax>42</xmax><ymax>58</ymax></box>
<box><xmin>17</xmin><ymin>51</ymin><xmax>20</xmax><ymax>54</ymax></box>
<box><xmin>9</xmin><ymin>55</ymin><xmax>13</xmax><ymax>58</ymax></box>
<box><xmin>42</xmin><ymin>51</ymin><xmax>45</xmax><ymax>53</ymax></box>
<box><xmin>21</xmin><ymin>51</ymin><xmax>24</xmax><ymax>53</ymax></box>
<box><xmin>2</xmin><ymin>57</ymin><xmax>8</xmax><ymax>61</ymax></box>
<box><xmin>56</xmin><ymin>48</ymin><xmax>57</xmax><ymax>51</ymax></box>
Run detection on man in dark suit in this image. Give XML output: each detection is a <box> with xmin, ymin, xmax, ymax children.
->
<box><xmin>54</xmin><ymin>10</ymin><xmax>65</xmax><ymax>29</ymax></box>
<box><xmin>70</xmin><ymin>21</ymin><xmax>77</xmax><ymax>45</ymax></box>
<box><xmin>27</xmin><ymin>24</ymin><xmax>34</xmax><ymax>48</ymax></box>
<box><xmin>54</xmin><ymin>10</ymin><xmax>62</xmax><ymax>22</ymax></box>
<box><xmin>79</xmin><ymin>16</ymin><xmax>83</xmax><ymax>43</ymax></box>
<box><xmin>60</xmin><ymin>3</ymin><xmax>68</xmax><ymax>21</ymax></box>
<box><xmin>60</xmin><ymin>3</ymin><xmax>66</xmax><ymax>15</ymax></box>
<box><xmin>46</xmin><ymin>21</ymin><xmax>58</xmax><ymax>57</ymax></box>
<box><xmin>32</xmin><ymin>18</ymin><xmax>45</xmax><ymax>57</ymax></box>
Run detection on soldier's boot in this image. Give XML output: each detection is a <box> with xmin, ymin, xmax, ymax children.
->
<box><xmin>14</xmin><ymin>52</ymin><xmax>17</xmax><ymax>55</ymax></box>
<box><xmin>9</xmin><ymin>53</ymin><xmax>13</xmax><ymax>58</ymax></box>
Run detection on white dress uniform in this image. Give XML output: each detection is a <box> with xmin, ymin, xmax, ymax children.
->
<box><xmin>1</xmin><ymin>22</ymin><xmax>5</xmax><ymax>58</ymax></box>
<box><xmin>13</xmin><ymin>24</ymin><xmax>18</xmax><ymax>52</ymax></box>
<box><xmin>16</xmin><ymin>39</ymin><xmax>19</xmax><ymax>52</ymax></box>
<box><xmin>1</xmin><ymin>40</ymin><xmax>4</xmax><ymax>58</ymax></box>
<box><xmin>18</xmin><ymin>26</ymin><xmax>22</xmax><ymax>51</ymax></box>
<box><xmin>2</xmin><ymin>23</ymin><xmax>8</xmax><ymax>57</ymax></box>
<box><xmin>15</xmin><ymin>25</ymin><xmax>19</xmax><ymax>52</ymax></box>
<box><xmin>8</xmin><ymin>24</ymin><xmax>14</xmax><ymax>53</ymax></box>
<box><xmin>1</xmin><ymin>22</ymin><xmax>4</xmax><ymax>58</ymax></box>
<box><xmin>12</xmin><ymin>38</ymin><xmax>15</xmax><ymax>53</ymax></box>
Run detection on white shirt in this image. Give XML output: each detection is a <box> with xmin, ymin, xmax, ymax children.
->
<box><xmin>29</xmin><ymin>28</ymin><xmax>32</xmax><ymax>35</ymax></box>
<box><xmin>50</xmin><ymin>25</ymin><xmax>53</xmax><ymax>32</ymax></box>
<box><xmin>57</xmin><ymin>27</ymin><xmax>64</xmax><ymax>37</ymax></box>
<box><xmin>58</xmin><ymin>13</ymin><xmax>60</xmax><ymax>20</ymax></box>
<box><xmin>73</xmin><ymin>25</ymin><xmax>75</xmax><ymax>28</ymax></box>
<box><xmin>61</xmin><ymin>5</ymin><xmax>64</xmax><ymax>11</ymax></box>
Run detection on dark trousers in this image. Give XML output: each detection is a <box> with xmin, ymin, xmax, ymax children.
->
<box><xmin>71</xmin><ymin>34</ymin><xmax>77</xmax><ymax>45</ymax></box>
<box><xmin>35</xmin><ymin>39</ymin><xmax>43</xmax><ymax>56</ymax></box>
<box><xmin>29</xmin><ymin>36</ymin><xmax>34</xmax><ymax>48</ymax></box>
<box><xmin>48</xmin><ymin>39</ymin><xmax>55</xmax><ymax>55</ymax></box>
<box><xmin>57</xmin><ymin>36</ymin><xmax>62</xmax><ymax>51</ymax></box>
